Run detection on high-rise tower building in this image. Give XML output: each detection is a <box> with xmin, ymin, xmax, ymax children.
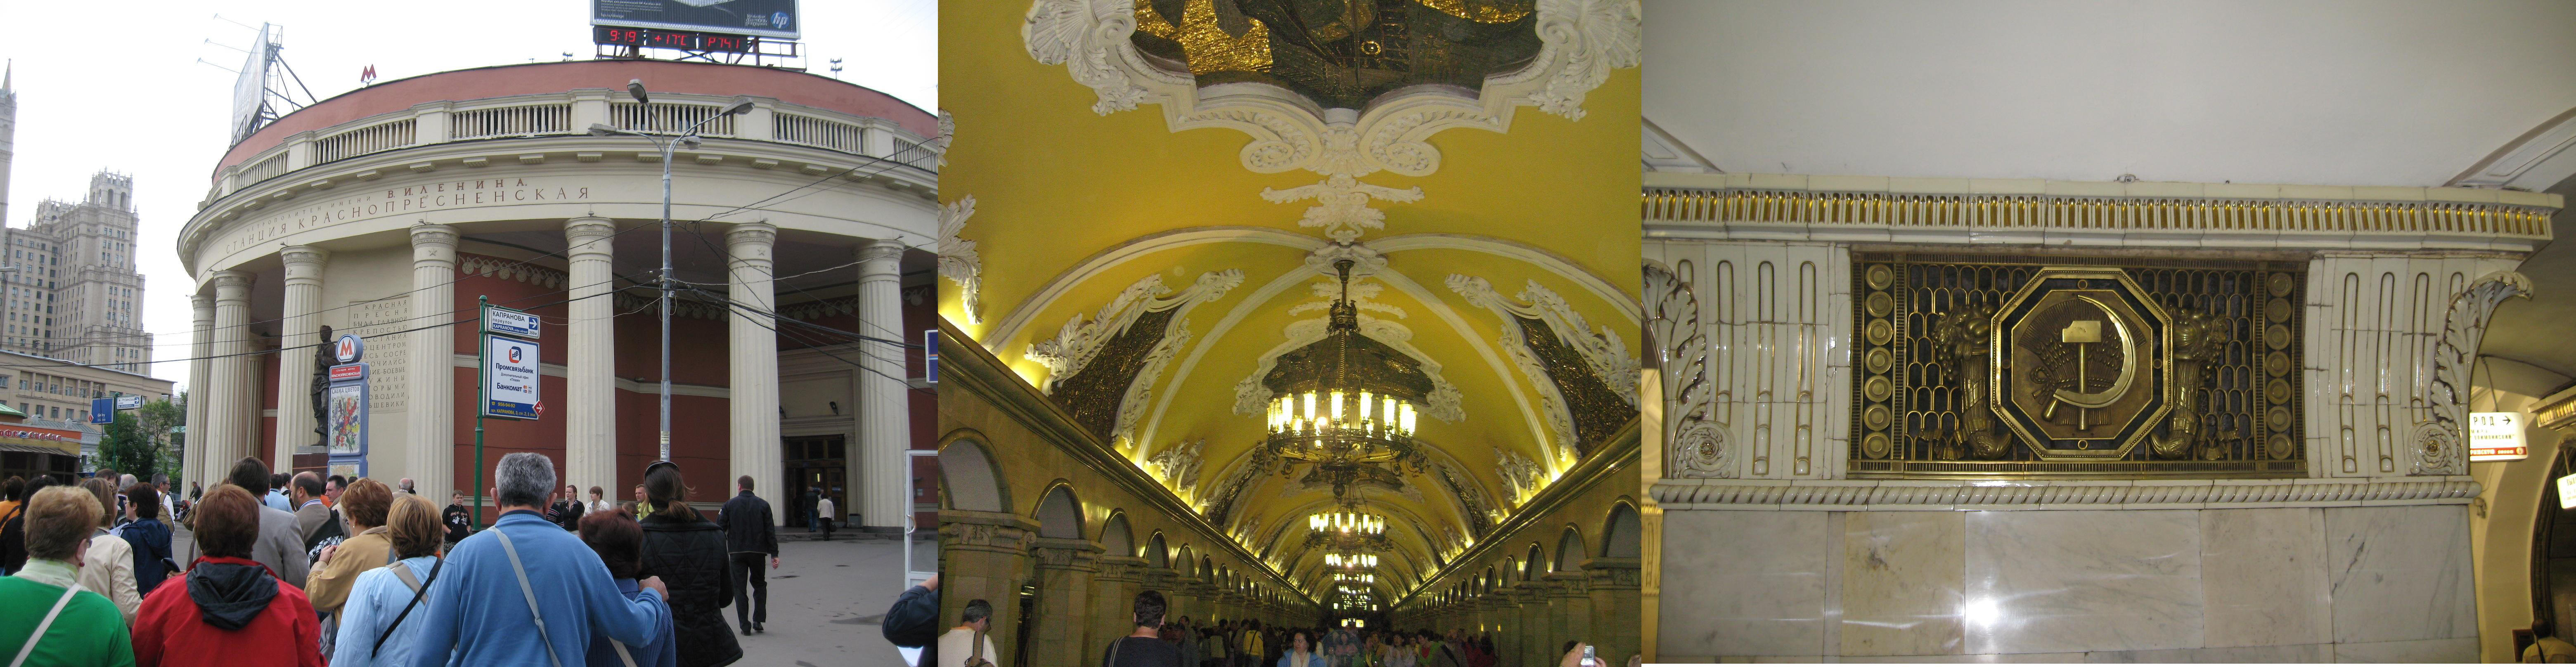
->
<box><xmin>0</xmin><ymin>64</ymin><xmax>153</xmax><ymax>373</ymax></box>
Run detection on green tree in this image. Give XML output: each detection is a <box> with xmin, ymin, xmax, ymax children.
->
<box><xmin>136</xmin><ymin>399</ymin><xmax>184</xmax><ymax>481</ymax></box>
<box><xmin>96</xmin><ymin>410</ymin><xmax>154</xmax><ymax>479</ymax></box>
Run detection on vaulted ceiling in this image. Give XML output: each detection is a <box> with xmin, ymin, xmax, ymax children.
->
<box><xmin>941</xmin><ymin>0</ymin><xmax>1641</xmax><ymax>603</ymax></box>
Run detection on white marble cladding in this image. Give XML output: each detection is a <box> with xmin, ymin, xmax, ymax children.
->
<box><xmin>1650</xmin><ymin>477</ymin><xmax>2481</xmax><ymax>511</ymax></box>
<box><xmin>2304</xmin><ymin>253</ymin><xmax>2523</xmax><ymax>478</ymax></box>
<box><xmin>1662</xmin><ymin>506</ymin><xmax>2476</xmax><ymax>662</ymax></box>
<box><xmin>1644</xmin><ymin>239</ymin><xmax>1850</xmax><ymax>480</ymax></box>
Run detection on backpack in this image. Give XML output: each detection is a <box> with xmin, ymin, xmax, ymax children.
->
<box><xmin>963</xmin><ymin>630</ymin><xmax>993</xmax><ymax>667</ymax></box>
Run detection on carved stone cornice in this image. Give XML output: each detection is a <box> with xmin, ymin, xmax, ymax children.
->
<box><xmin>1582</xmin><ymin>556</ymin><xmax>1641</xmax><ymax>590</ymax></box>
<box><xmin>1644</xmin><ymin>172</ymin><xmax>2563</xmax><ymax>252</ymax></box>
<box><xmin>939</xmin><ymin>509</ymin><xmax>1039</xmax><ymax>554</ymax></box>
<box><xmin>1097</xmin><ymin>555</ymin><xmax>1147</xmax><ymax>583</ymax></box>
<box><xmin>1651</xmin><ymin>476</ymin><xmax>2481</xmax><ymax>509</ymax></box>
<box><xmin>1030</xmin><ymin>536</ymin><xmax>1104</xmax><ymax>571</ymax></box>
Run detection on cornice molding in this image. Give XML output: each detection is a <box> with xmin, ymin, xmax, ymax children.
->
<box><xmin>1643</xmin><ymin>172</ymin><xmax>2562</xmax><ymax>253</ymax></box>
<box><xmin>1392</xmin><ymin>419</ymin><xmax>1637</xmax><ymax>610</ymax></box>
<box><xmin>1651</xmin><ymin>476</ymin><xmax>2481</xmax><ymax>510</ymax></box>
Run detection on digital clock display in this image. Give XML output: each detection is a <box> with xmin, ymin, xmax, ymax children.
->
<box><xmin>593</xmin><ymin>26</ymin><xmax>759</xmax><ymax>54</ymax></box>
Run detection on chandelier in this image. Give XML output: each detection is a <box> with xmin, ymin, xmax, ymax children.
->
<box><xmin>1334</xmin><ymin>572</ymin><xmax>1375</xmax><ymax>585</ymax></box>
<box><xmin>1261</xmin><ymin>259</ymin><xmax>1434</xmax><ymax>501</ymax></box>
<box><xmin>1323</xmin><ymin>552</ymin><xmax>1379</xmax><ymax>570</ymax></box>
<box><xmin>1305</xmin><ymin>510</ymin><xmax>1395</xmax><ymax>552</ymax></box>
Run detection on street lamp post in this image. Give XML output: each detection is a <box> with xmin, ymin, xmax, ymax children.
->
<box><xmin>589</xmin><ymin>82</ymin><xmax>755</xmax><ymax>463</ymax></box>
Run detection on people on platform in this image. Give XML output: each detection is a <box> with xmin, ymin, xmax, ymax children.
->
<box><xmin>121</xmin><ymin>480</ymin><xmax>177</xmax><ymax>596</ymax></box>
<box><xmin>1280</xmin><ymin>632</ymin><xmax>1324</xmax><ymax>667</ymax></box>
<box><xmin>578</xmin><ymin>508</ymin><xmax>680</xmax><ymax>667</ymax></box>
<box><xmin>719</xmin><ymin>474</ymin><xmax>779</xmax><ymax>636</ymax></box>
<box><xmin>637</xmin><ymin>461</ymin><xmax>742</xmax><ymax>666</ymax></box>
<box><xmin>1105</xmin><ymin>590</ymin><xmax>1184</xmax><ymax>667</ymax></box>
<box><xmin>328</xmin><ymin>493</ymin><xmax>446</xmax><ymax>667</ymax></box>
<box><xmin>306</xmin><ymin>478</ymin><xmax>396</xmax><ymax>656</ymax></box>
<box><xmin>442</xmin><ymin>492</ymin><xmax>473</xmax><ymax>545</ymax></box>
<box><xmin>131</xmin><ymin>484</ymin><xmax>325</xmax><ymax>667</ymax></box>
<box><xmin>75</xmin><ymin>476</ymin><xmax>144</xmax><ymax>620</ymax></box>
<box><xmin>0</xmin><ymin>485</ymin><xmax>136</xmax><ymax>665</ymax></box>
<box><xmin>401</xmin><ymin>452</ymin><xmax>670</xmax><ymax>667</ymax></box>
<box><xmin>936</xmin><ymin>598</ymin><xmax>1000</xmax><ymax>667</ymax></box>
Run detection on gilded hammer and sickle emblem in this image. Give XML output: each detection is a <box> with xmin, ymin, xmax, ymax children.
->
<box><xmin>2040</xmin><ymin>294</ymin><xmax>2138</xmax><ymax>431</ymax></box>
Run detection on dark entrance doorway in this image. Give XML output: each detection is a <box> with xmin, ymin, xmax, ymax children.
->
<box><xmin>783</xmin><ymin>434</ymin><xmax>847</xmax><ymax>529</ymax></box>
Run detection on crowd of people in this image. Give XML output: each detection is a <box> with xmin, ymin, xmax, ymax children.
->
<box><xmin>897</xmin><ymin>588</ymin><xmax>1610</xmax><ymax>667</ymax></box>
<box><xmin>0</xmin><ymin>452</ymin><xmax>786</xmax><ymax>667</ymax></box>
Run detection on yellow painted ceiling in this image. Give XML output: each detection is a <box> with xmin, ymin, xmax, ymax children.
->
<box><xmin>939</xmin><ymin>0</ymin><xmax>1639</xmax><ymax>598</ymax></box>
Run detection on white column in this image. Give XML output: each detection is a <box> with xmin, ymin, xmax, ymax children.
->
<box><xmin>185</xmin><ymin>293</ymin><xmax>215</xmax><ymax>490</ymax></box>
<box><xmin>407</xmin><ymin>223</ymin><xmax>459</xmax><ymax>498</ymax></box>
<box><xmin>206</xmin><ymin>270</ymin><xmax>256</xmax><ymax>475</ymax></box>
<box><xmin>726</xmin><ymin>222</ymin><xmax>782</xmax><ymax>522</ymax></box>
<box><xmin>857</xmin><ymin>238</ymin><xmax>909</xmax><ymax>530</ymax></box>
<box><xmin>564</xmin><ymin>217</ymin><xmax>619</xmax><ymax>497</ymax></box>
<box><xmin>272</xmin><ymin>246</ymin><xmax>328</xmax><ymax>468</ymax></box>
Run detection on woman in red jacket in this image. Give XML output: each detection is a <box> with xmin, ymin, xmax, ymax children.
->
<box><xmin>130</xmin><ymin>485</ymin><xmax>324</xmax><ymax>667</ymax></box>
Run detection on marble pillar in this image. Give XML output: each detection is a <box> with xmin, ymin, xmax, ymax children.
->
<box><xmin>1519</xmin><ymin>582</ymin><xmax>1551</xmax><ymax>665</ymax></box>
<box><xmin>206</xmin><ymin>270</ymin><xmax>256</xmax><ymax>474</ymax></box>
<box><xmin>1550</xmin><ymin>574</ymin><xmax>1593</xmax><ymax>661</ymax></box>
<box><xmin>940</xmin><ymin>511</ymin><xmax>1034</xmax><ymax>665</ymax></box>
<box><xmin>1030</xmin><ymin>537</ymin><xmax>1101</xmax><ymax>667</ymax></box>
<box><xmin>856</xmin><ymin>238</ymin><xmax>909</xmax><ymax>529</ymax></box>
<box><xmin>1093</xmin><ymin>556</ymin><xmax>1146</xmax><ymax>656</ymax></box>
<box><xmin>564</xmin><ymin>217</ymin><xmax>619</xmax><ymax>494</ymax></box>
<box><xmin>272</xmin><ymin>246</ymin><xmax>327</xmax><ymax>468</ymax></box>
<box><xmin>1586</xmin><ymin>557</ymin><xmax>1644</xmax><ymax>666</ymax></box>
<box><xmin>406</xmin><ymin>223</ymin><xmax>458</xmax><ymax>498</ymax></box>
<box><xmin>185</xmin><ymin>294</ymin><xmax>214</xmax><ymax>489</ymax></box>
<box><xmin>727</xmin><ymin>222</ymin><xmax>783</xmax><ymax>522</ymax></box>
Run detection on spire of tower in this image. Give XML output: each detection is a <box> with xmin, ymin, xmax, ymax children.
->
<box><xmin>3</xmin><ymin>59</ymin><xmax>12</xmax><ymax>92</ymax></box>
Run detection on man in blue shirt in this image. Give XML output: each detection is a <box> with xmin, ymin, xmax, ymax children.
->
<box><xmin>264</xmin><ymin>473</ymin><xmax>293</xmax><ymax>513</ymax></box>
<box><xmin>404</xmin><ymin>453</ymin><xmax>668</xmax><ymax>667</ymax></box>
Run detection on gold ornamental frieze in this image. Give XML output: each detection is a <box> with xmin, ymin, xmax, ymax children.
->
<box><xmin>1852</xmin><ymin>253</ymin><xmax>2306</xmax><ymax>478</ymax></box>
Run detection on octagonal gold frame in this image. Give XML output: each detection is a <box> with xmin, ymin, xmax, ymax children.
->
<box><xmin>1988</xmin><ymin>267</ymin><xmax>2176</xmax><ymax>460</ymax></box>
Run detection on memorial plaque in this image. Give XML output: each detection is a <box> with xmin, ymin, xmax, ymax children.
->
<box><xmin>347</xmin><ymin>297</ymin><xmax>411</xmax><ymax>412</ymax></box>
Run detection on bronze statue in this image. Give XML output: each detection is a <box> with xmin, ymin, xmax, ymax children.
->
<box><xmin>310</xmin><ymin>325</ymin><xmax>334</xmax><ymax>443</ymax></box>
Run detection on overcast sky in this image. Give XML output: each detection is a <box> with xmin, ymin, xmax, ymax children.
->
<box><xmin>0</xmin><ymin>0</ymin><xmax>935</xmax><ymax>393</ymax></box>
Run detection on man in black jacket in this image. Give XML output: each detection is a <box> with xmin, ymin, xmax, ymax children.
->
<box><xmin>718</xmin><ymin>474</ymin><xmax>779</xmax><ymax>634</ymax></box>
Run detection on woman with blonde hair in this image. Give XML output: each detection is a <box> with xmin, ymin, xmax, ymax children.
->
<box><xmin>75</xmin><ymin>476</ymin><xmax>143</xmax><ymax>620</ymax></box>
<box><xmin>330</xmin><ymin>493</ymin><xmax>447</xmax><ymax>667</ymax></box>
<box><xmin>305</xmin><ymin>478</ymin><xmax>396</xmax><ymax>657</ymax></box>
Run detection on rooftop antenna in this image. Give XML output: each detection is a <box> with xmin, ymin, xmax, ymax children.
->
<box><xmin>829</xmin><ymin>57</ymin><xmax>843</xmax><ymax>80</ymax></box>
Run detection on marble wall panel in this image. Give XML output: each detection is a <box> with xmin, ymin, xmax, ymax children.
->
<box><xmin>1841</xmin><ymin>511</ymin><xmax>1967</xmax><ymax>656</ymax></box>
<box><xmin>2199</xmin><ymin>508</ymin><xmax>2334</xmax><ymax>648</ymax></box>
<box><xmin>2329</xmin><ymin>637</ymin><xmax>2480</xmax><ymax>663</ymax></box>
<box><xmin>2325</xmin><ymin>505</ymin><xmax>2477</xmax><ymax>643</ymax></box>
<box><xmin>1665</xmin><ymin>510</ymin><xmax>1832</xmax><ymax>656</ymax></box>
<box><xmin>1963</xmin><ymin>510</ymin><xmax>2205</xmax><ymax>655</ymax></box>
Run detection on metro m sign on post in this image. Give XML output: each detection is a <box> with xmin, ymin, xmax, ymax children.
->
<box><xmin>482</xmin><ymin>336</ymin><xmax>542</xmax><ymax>420</ymax></box>
<box><xmin>2470</xmin><ymin>412</ymin><xmax>2529</xmax><ymax>462</ymax></box>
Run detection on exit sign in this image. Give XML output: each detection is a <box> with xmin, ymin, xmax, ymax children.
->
<box><xmin>2470</xmin><ymin>412</ymin><xmax>2528</xmax><ymax>462</ymax></box>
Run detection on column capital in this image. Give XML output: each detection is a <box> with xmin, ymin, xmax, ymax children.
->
<box><xmin>207</xmin><ymin>270</ymin><xmax>255</xmax><ymax>299</ymax></box>
<box><xmin>190</xmin><ymin>293</ymin><xmax>216</xmax><ymax>319</ymax></box>
<box><xmin>410</xmin><ymin>222</ymin><xmax>460</xmax><ymax>264</ymax></box>
<box><xmin>565</xmin><ymin>217</ymin><xmax>618</xmax><ymax>256</ymax></box>
<box><xmin>857</xmin><ymin>238</ymin><xmax>905</xmax><ymax>279</ymax></box>
<box><xmin>724</xmin><ymin>220</ymin><xmax>778</xmax><ymax>249</ymax></box>
<box><xmin>279</xmin><ymin>246</ymin><xmax>330</xmax><ymax>283</ymax></box>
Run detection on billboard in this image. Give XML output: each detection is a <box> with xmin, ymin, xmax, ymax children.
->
<box><xmin>594</xmin><ymin>0</ymin><xmax>800</xmax><ymax>40</ymax></box>
<box><xmin>482</xmin><ymin>335</ymin><xmax>542</xmax><ymax>420</ymax></box>
<box><xmin>229</xmin><ymin>24</ymin><xmax>275</xmax><ymax>147</ymax></box>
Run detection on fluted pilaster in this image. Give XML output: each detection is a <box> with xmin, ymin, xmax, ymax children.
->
<box><xmin>564</xmin><ymin>217</ymin><xmax>620</xmax><ymax>494</ymax></box>
<box><xmin>272</xmin><ymin>246</ymin><xmax>328</xmax><ymax>468</ymax></box>
<box><xmin>206</xmin><ymin>271</ymin><xmax>256</xmax><ymax>477</ymax></box>
<box><xmin>185</xmin><ymin>294</ymin><xmax>215</xmax><ymax>489</ymax></box>
<box><xmin>857</xmin><ymin>238</ymin><xmax>909</xmax><ymax>529</ymax></box>
<box><xmin>407</xmin><ymin>223</ymin><xmax>459</xmax><ymax>498</ymax></box>
<box><xmin>726</xmin><ymin>222</ymin><xmax>782</xmax><ymax>518</ymax></box>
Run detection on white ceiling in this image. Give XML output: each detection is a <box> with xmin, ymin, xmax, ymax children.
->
<box><xmin>1643</xmin><ymin>0</ymin><xmax>2576</xmax><ymax>186</ymax></box>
